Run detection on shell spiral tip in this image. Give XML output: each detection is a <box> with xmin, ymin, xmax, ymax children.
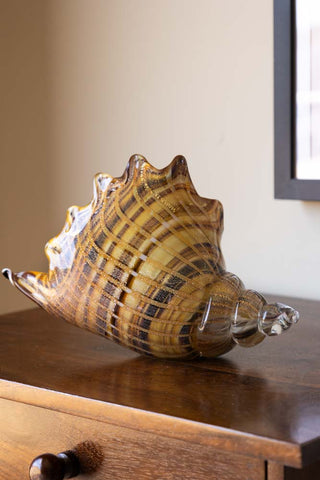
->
<box><xmin>259</xmin><ymin>302</ymin><xmax>300</xmax><ymax>336</ymax></box>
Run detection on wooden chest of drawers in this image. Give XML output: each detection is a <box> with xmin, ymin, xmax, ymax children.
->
<box><xmin>1</xmin><ymin>295</ymin><xmax>319</xmax><ymax>479</ymax></box>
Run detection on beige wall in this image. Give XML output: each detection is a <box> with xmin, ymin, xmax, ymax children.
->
<box><xmin>1</xmin><ymin>0</ymin><xmax>319</xmax><ymax>314</ymax></box>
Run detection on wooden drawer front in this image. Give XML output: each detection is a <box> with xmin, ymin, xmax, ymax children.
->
<box><xmin>0</xmin><ymin>398</ymin><xmax>264</xmax><ymax>480</ymax></box>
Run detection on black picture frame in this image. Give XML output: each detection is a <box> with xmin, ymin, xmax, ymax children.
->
<box><xmin>274</xmin><ymin>0</ymin><xmax>320</xmax><ymax>200</ymax></box>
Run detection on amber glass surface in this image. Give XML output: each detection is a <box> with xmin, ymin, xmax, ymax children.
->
<box><xmin>2</xmin><ymin>155</ymin><xmax>299</xmax><ymax>358</ymax></box>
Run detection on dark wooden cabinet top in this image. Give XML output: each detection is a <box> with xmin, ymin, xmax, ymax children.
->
<box><xmin>1</xmin><ymin>295</ymin><xmax>319</xmax><ymax>469</ymax></box>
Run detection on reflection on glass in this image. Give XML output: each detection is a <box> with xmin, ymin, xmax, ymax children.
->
<box><xmin>296</xmin><ymin>0</ymin><xmax>320</xmax><ymax>179</ymax></box>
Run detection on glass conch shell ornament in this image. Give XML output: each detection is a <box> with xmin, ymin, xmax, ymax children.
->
<box><xmin>2</xmin><ymin>155</ymin><xmax>299</xmax><ymax>359</ymax></box>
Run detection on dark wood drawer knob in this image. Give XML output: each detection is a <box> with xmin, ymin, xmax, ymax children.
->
<box><xmin>29</xmin><ymin>442</ymin><xmax>104</xmax><ymax>480</ymax></box>
<box><xmin>29</xmin><ymin>451</ymin><xmax>80</xmax><ymax>480</ymax></box>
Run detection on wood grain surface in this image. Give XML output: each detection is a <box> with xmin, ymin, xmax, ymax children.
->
<box><xmin>0</xmin><ymin>397</ymin><xmax>264</xmax><ymax>480</ymax></box>
<box><xmin>0</xmin><ymin>294</ymin><xmax>320</xmax><ymax>471</ymax></box>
